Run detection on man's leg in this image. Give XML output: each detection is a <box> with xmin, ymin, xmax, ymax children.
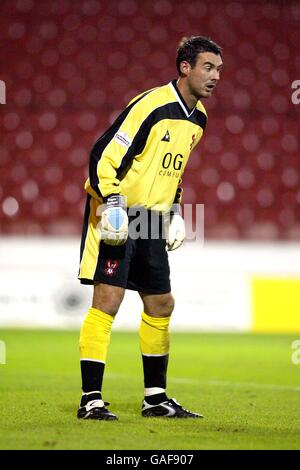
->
<box><xmin>139</xmin><ymin>291</ymin><xmax>202</xmax><ymax>418</ymax></box>
<box><xmin>139</xmin><ymin>292</ymin><xmax>173</xmax><ymax>404</ymax></box>
<box><xmin>78</xmin><ymin>283</ymin><xmax>125</xmax><ymax>420</ymax></box>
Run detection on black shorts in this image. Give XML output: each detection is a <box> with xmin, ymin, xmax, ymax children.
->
<box><xmin>78</xmin><ymin>196</ymin><xmax>171</xmax><ymax>294</ymax></box>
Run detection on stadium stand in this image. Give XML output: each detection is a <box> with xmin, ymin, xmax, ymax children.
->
<box><xmin>0</xmin><ymin>0</ymin><xmax>299</xmax><ymax>239</ymax></box>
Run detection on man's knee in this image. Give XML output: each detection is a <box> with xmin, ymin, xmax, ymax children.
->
<box><xmin>92</xmin><ymin>283</ymin><xmax>125</xmax><ymax>316</ymax></box>
<box><xmin>142</xmin><ymin>292</ymin><xmax>175</xmax><ymax>318</ymax></box>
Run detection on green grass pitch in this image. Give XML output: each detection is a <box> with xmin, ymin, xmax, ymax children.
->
<box><xmin>0</xmin><ymin>329</ymin><xmax>299</xmax><ymax>450</ymax></box>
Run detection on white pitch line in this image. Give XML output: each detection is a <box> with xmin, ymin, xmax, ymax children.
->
<box><xmin>107</xmin><ymin>373</ymin><xmax>300</xmax><ymax>393</ymax></box>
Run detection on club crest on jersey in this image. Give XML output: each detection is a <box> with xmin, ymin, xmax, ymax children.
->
<box><xmin>104</xmin><ymin>260</ymin><xmax>119</xmax><ymax>277</ymax></box>
<box><xmin>114</xmin><ymin>131</ymin><xmax>132</xmax><ymax>148</ymax></box>
<box><xmin>161</xmin><ymin>130</ymin><xmax>170</xmax><ymax>142</ymax></box>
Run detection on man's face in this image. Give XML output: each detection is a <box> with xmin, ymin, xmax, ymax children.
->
<box><xmin>182</xmin><ymin>52</ymin><xmax>223</xmax><ymax>98</ymax></box>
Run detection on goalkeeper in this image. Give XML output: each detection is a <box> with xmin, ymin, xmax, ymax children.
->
<box><xmin>77</xmin><ymin>36</ymin><xmax>223</xmax><ymax>420</ymax></box>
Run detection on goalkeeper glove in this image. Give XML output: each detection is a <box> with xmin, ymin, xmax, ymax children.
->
<box><xmin>165</xmin><ymin>204</ymin><xmax>186</xmax><ymax>251</ymax></box>
<box><xmin>100</xmin><ymin>194</ymin><xmax>128</xmax><ymax>246</ymax></box>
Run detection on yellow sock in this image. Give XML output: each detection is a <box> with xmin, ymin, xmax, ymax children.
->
<box><xmin>139</xmin><ymin>311</ymin><xmax>170</xmax><ymax>356</ymax></box>
<box><xmin>79</xmin><ymin>307</ymin><xmax>114</xmax><ymax>362</ymax></box>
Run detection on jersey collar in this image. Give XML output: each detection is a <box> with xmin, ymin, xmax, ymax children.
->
<box><xmin>169</xmin><ymin>80</ymin><xmax>196</xmax><ymax>118</ymax></box>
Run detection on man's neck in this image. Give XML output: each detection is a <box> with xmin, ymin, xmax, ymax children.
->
<box><xmin>176</xmin><ymin>78</ymin><xmax>198</xmax><ymax>111</ymax></box>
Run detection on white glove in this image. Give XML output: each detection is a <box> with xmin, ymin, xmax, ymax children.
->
<box><xmin>100</xmin><ymin>195</ymin><xmax>128</xmax><ymax>246</ymax></box>
<box><xmin>165</xmin><ymin>204</ymin><xmax>185</xmax><ymax>251</ymax></box>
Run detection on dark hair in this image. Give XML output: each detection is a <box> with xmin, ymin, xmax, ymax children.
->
<box><xmin>176</xmin><ymin>36</ymin><xmax>223</xmax><ymax>75</ymax></box>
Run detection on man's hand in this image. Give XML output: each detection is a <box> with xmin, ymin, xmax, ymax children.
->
<box><xmin>100</xmin><ymin>195</ymin><xmax>128</xmax><ymax>246</ymax></box>
<box><xmin>165</xmin><ymin>204</ymin><xmax>186</xmax><ymax>251</ymax></box>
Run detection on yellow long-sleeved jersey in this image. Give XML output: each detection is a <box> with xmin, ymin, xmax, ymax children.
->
<box><xmin>85</xmin><ymin>80</ymin><xmax>207</xmax><ymax>212</ymax></box>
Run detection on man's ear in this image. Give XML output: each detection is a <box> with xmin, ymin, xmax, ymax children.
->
<box><xmin>180</xmin><ymin>60</ymin><xmax>191</xmax><ymax>76</ymax></box>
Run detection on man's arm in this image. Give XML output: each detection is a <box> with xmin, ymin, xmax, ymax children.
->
<box><xmin>87</xmin><ymin>90</ymin><xmax>157</xmax><ymax>245</ymax></box>
<box><xmin>86</xmin><ymin>90</ymin><xmax>156</xmax><ymax>200</ymax></box>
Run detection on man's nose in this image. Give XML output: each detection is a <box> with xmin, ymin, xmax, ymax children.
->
<box><xmin>211</xmin><ymin>69</ymin><xmax>220</xmax><ymax>81</ymax></box>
